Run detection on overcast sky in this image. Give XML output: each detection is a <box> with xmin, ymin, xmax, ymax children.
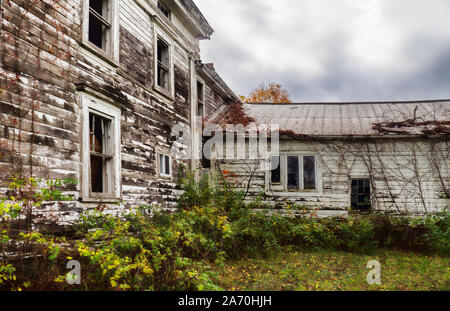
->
<box><xmin>195</xmin><ymin>0</ymin><xmax>450</xmax><ymax>102</ymax></box>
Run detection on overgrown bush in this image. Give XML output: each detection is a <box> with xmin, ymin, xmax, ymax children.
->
<box><xmin>0</xmin><ymin>173</ymin><xmax>448</xmax><ymax>291</ymax></box>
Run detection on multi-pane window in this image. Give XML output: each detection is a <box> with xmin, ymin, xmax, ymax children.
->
<box><xmin>270</xmin><ymin>156</ymin><xmax>281</xmax><ymax>184</ymax></box>
<box><xmin>88</xmin><ymin>0</ymin><xmax>111</xmax><ymax>51</ymax></box>
<box><xmin>157</xmin><ymin>1</ymin><xmax>171</xmax><ymax>19</ymax></box>
<box><xmin>351</xmin><ymin>179</ymin><xmax>371</xmax><ymax>210</ymax></box>
<box><xmin>159</xmin><ymin>154</ymin><xmax>171</xmax><ymax>176</ymax></box>
<box><xmin>270</xmin><ymin>155</ymin><xmax>317</xmax><ymax>191</ymax></box>
<box><xmin>89</xmin><ymin>113</ymin><xmax>113</xmax><ymax>194</ymax></box>
<box><xmin>197</xmin><ymin>81</ymin><xmax>204</xmax><ymax>117</ymax></box>
<box><xmin>157</xmin><ymin>38</ymin><xmax>170</xmax><ymax>90</ymax></box>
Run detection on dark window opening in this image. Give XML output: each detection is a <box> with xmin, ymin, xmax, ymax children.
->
<box><xmin>88</xmin><ymin>0</ymin><xmax>110</xmax><ymax>50</ymax></box>
<box><xmin>351</xmin><ymin>179</ymin><xmax>371</xmax><ymax>210</ymax></box>
<box><xmin>157</xmin><ymin>39</ymin><xmax>169</xmax><ymax>90</ymax></box>
<box><xmin>287</xmin><ymin>156</ymin><xmax>299</xmax><ymax>189</ymax></box>
<box><xmin>89</xmin><ymin>113</ymin><xmax>112</xmax><ymax>194</ymax></box>
<box><xmin>197</xmin><ymin>81</ymin><xmax>204</xmax><ymax>117</ymax></box>
<box><xmin>303</xmin><ymin>156</ymin><xmax>316</xmax><ymax>190</ymax></box>
<box><xmin>271</xmin><ymin>156</ymin><xmax>281</xmax><ymax>184</ymax></box>
<box><xmin>158</xmin><ymin>1</ymin><xmax>171</xmax><ymax>19</ymax></box>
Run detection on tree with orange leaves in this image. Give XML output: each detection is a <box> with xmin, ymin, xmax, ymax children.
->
<box><xmin>242</xmin><ymin>82</ymin><xmax>292</xmax><ymax>103</ymax></box>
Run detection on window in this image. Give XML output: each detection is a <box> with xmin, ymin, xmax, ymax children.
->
<box><xmin>88</xmin><ymin>0</ymin><xmax>110</xmax><ymax>50</ymax></box>
<box><xmin>287</xmin><ymin>156</ymin><xmax>299</xmax><ymax>190</ymax></box>
<box><xmin>197</xmin><ymin>81</ymin><xmax>204</xmax><ymax>117</ymax></box>
<box><xmin>80</xmin><ymin>92</ymin><xmax>121</xmax><ymax>201</ymax></box>
<box><xmin>157</xmin><ymin>38</ymin><xmax>170</xmax><ymax>90</ymax></box>
<box><xmin>82</xmin><ymin>0</ymin><xmax>119</xmax><ymax>62</ymax></box>
<box><xmin>270</xmin><ymin>156</ymin><xmax>281</xmax><ymax>184</ymax></box>
<box><xmin>157</xmin><ymin>1</ymin><xmax>171</xmax><ymax>19</ymax></box>
<box><xmin>351</xmin><ymin>179</ymin><xmax>371</xmax><ymax>210</ymax></box>
<box><xmin>303</xmin><ymin>156</ymin><xmax>316</xmax><ymax>190</ymax></box>
<box><xmin>269</xmin><ymin>155</ymin><xmax>318</xmax><ymax>191</ymax></box>
<box><xmin>89</xmin><ymin>113</ymin><xmax>112</xmax><ymax>193</ymax></box>
<box><xmin>159</xmin><ymin>154</ymin><xmax>171</xmax><ymax>176</ymax></box>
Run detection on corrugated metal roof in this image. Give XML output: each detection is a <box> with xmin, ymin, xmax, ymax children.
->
<box><xmin>215</xmin><ymin>100</ymin><xmax>450</xmax><ymax>136</ymax></box>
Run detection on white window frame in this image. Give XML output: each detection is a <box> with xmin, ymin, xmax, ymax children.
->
<box><xmin>80</xmin><ymin>92</ymin><xmax>121</xmax><ymax>202</ymax></box>
<box><xmin>81</xmin><ymin>0</ymin><xmax>120</xmax><ymax>65</ymax></box>
<box><xmin>153</xmin><ymin>25</ymin><xmax>175</xmax><ymax>99</ymax></box>
<box><xmin>158</xmin><ymin>153</ymin><xmax>172</xmax><ymax>177</ymax></box>
<box><xmin>268</xmin><ymin>154</ymin><xmax>321</xmax><ymax>193</ymax></box>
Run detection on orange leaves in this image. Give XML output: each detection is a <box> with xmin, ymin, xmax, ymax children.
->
<box><xmin>243</xmin><ymin>82</ymin><xmax>292</xmax><ymax>104</ymax></box>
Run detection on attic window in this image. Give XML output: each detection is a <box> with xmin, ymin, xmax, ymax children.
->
<box><xmin>351</xmin><ymin>179</ymin><xmax>371</xmax><ymax>210</ymax></box>
<box><xmin>197</xmin><ymin>81</ymin><xmax>204</xmax><ymax>117</ymax></box>
<box><xmin>158</xmin><ymin>2</ymin><xmax>171</xmax><ymax>19</ymax></box>
<box><xmin>88</xmin><ymin>0</ymin><xmax>111</xmax><ymax>50</ymax></box>
<box><xmin>157</xmin><ymin>38</ymin><xmax>170</xmax><ymax>90</ymax></box>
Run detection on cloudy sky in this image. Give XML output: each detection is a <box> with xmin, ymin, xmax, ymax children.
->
<box><xmin>195</xmin><ymin>0</ymin><xmax>450</xmax><ymax>102</ymax></box>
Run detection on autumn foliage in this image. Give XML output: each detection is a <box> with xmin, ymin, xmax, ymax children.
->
<box><xmin>242</xmin><ymin>82</ymin><xmax>292</xmax><ymax>103</ymax></box>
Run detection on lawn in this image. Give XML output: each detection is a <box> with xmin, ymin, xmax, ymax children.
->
<box><xmin>205</xmin><ymin>248</ymin><xmax>450</xmax><ymax>291</ymax></box>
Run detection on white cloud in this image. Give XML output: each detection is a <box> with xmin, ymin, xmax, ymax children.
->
<box><xmin>195</xmin><ymin>0</ymin><xmax>450</xmax><ymax>101</ymax></box>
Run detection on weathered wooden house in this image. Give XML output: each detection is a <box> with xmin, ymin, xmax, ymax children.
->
<box><xmin>210</xmin><ymin>101</ymin><xmax>449</xmax><ymax>216</ymax></box>
<box><xmin>0</xmin><ymin>0</ymin><xmax>237</xmax><ymax>223</ymax></box>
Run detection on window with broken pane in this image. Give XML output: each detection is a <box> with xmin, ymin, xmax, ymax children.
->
<box><xmin>157</xmin><ymin>39</ymin><xmax>170</xmax><ymax>90</ymax></box>
<box><xmin>351</xmin><ymin>179</ymin><xmax>371</xmax><ymax>210</ymax></box>
<box><xmin>88</xmin><ymin>0</ymin><xmax>111</xmax><ymax>51</ymax></box>
<box><xmin>89</xmin><ymin>113</ymin><xmax>113</xmax><ymax>194</ymax></box>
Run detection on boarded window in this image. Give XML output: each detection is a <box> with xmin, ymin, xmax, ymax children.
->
<box><xmin>88</xmin><ymin>0</ymin><xmax>111</xmax><ymax>50</ymax></box>
<box><xmin>89</xmin><ymin>113</ymin><xmax>113</xmax><ymax>194</ymax></box>
<box><xmin>157</xmin><ymin>1</ymin><xmax>171</xmax><ymax>19</ymax></box>
<box><xmin>160</xmin><ymin>154</ymin><xmax>171</xmax><ymax>176</ymax></box>
<box><xmin>287</xmin><ymin>156</ymin><xmax>299</xmax><ymax>189</ymax></box>
<box><xmin>351</xmin><ymin>179</ymin><xmax>371</xmax><ymax>210</ymax></box>
<box><xmin>157</xmin><ymin>39</ymin><xmax>170</xmax><ymax>90</ymax></box>
<box><xmin>197</xmin><ymin>81</ymin><xmax>204</xmax><ymax>117</ymax></box>
<box><xmin>271</xmin><ymin>156</ymin><xmax>281</xmax><ymax>184</ymax></box>
<box><xmin>303</xmin><ymin>156</ymin><xmax>316</xmax><ymax>190</ymax></box>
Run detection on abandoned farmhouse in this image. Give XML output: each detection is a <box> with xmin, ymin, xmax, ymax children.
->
<box><xmin>0</xmin><ymin>0</ymin><xmax>449</xmax><ymax>224</ymax></box>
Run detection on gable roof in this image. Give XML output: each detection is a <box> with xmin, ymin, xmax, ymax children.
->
<box><xmin>212</xmin><ymin>99</ymin><xmax>450</xmax><ymax>136</ymax></box>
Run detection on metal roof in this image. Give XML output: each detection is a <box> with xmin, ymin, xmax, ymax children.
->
<box><xmin>215</xmin><ymin>100</ymin><xmax>450</xmax><ymax>136</ymax></box>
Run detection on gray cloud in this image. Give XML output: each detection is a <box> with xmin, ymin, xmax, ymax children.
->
<box><xmin>196</xmin><ymin>0</ymin><xmax>450</xmax><ymax>102</ymax></box>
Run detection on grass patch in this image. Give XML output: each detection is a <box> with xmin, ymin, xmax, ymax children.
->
<box><xmin>205</xmin><ymin>248</ymin><xmax>450</xmax><ymax>291</ymax></box>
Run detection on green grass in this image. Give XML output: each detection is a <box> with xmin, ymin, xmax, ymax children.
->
<box><xmin>204</xmin><ymin>248</ymin><xmax>450</xmax><ymax>291</ymax></box>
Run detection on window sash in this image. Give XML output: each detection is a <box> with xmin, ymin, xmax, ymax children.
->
<box><xmin>89</xmin><ymin>7</ymin><xmax>111</xmax><ymax>28</ymax></box>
